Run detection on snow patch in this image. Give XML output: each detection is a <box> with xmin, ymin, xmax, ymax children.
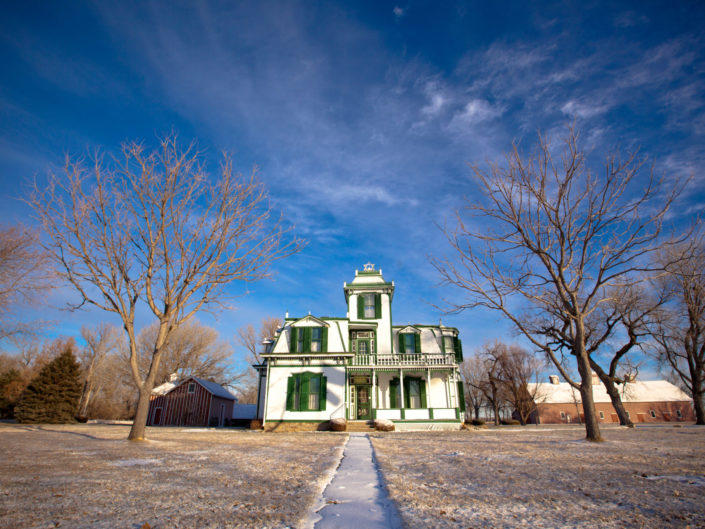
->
<box><xmin>111</xmin><ymin>458</ymin><xmax>162</xmax><ymax>467</ymax></box>
<box><xmin>645</xmin><ymin>475</ymin><xmax>705</xmax><ymax>486</ymax></box>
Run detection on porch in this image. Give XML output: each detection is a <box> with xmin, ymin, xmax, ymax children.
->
<box><xmin>345</xmin><ymin>367</ymin><xmax>464</xmax><ymax>422</ymax></box>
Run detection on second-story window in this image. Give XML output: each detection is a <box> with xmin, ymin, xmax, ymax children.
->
<box><xmin>364</xmin><ymin>293</ymin><xmax>375</xmax><ymax>318</ymax></box>
<box><xmin>311</xmin><ymin>327</ymin><xmax>322</xmax><ymax>352</ymax></box>
<box><xmin>399</xmin><ymin>333</ymin><xmax>419</xmax><ymax>354</ymax></box>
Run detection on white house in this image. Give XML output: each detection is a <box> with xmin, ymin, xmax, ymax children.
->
<box><xmin>255</xmin><ymin>264</ymin><xmax>466</xmax><ymax>431</ymax></box>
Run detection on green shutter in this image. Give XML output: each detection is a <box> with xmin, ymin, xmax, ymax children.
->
<box><xmin>321</xmin><ymin>327</ymin><xmax>328</xmax><ymax>353</ymax></box>
<box><xmin>303</xmin><ymin>328</ymin><xmax>312</xmax><ymax>352</ymax></box>
<box><xmin>414</xmin><ymin>333</ymin><xmax>421</xmax><ymax>354</ymax></box>
<box><xmin>357</xmin><ymin>295</ymin><xmax>364</xmax><ymax>319</ymax></box>
<box><xmin>398</xmin><ymin>333</ymin><xmax>404</xmax><ymax>354</ymax></box>
<box><xmin>290</xmin><ymin>327</ymin><xmax>298</xmax><ymax>353</ymax></box>
<box><xmin>420</xmin><ymin>379</ymin><xmax>427</xmax><ymax>409</ymax></box>
<box><xmin>440</xmin><ymin>334</ymin><xmax>446</xmax><ymax>353</ymax></box>
<box><xmin>457</xmin><ymin>381</ymin><xmax>466</xmax><ymax>412</ymax></box>
<box><xmin>403</xmin><ymin>377</ymin><xmax>410</xmax><ymax>409</ymax></box>
<box><xmin>319</xmin><ymin>376</ymin><xmax>327</xmax><ymax>411</ymax></box>
<box><xmin>454</xmin><ymin>338</ymin><xmax>463</xmax><ymax>362</ymax></box>
<box><xmin>286</xmin><ymin>376</ymin><xmax>296</xmax><ymax>411</ymax></box>
<box><xmin>375</xmin><ymin>294</ymin><xmax>381</xmax><ymax>318</ymax></box>
<box><xmin>301</xmin><ymin>373</ymin><xmax>310</xmax><ymax>411</ymax></box>
<box><xmin>390</xmin><ymin>378</ymin><xmax>399</xmax><ymax>408</ymax></box>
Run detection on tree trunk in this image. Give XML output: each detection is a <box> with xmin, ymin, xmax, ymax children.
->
<box><xmin>575</xmin><ymin>337</ymin><xmax>603</xmax><ymax>441</ymax></box>
<box><xmin>693</xmin><ymin>389</ymin><xmax>705</xmax><ymax>425</ymax></box>
<box><xmin>600</xmin><ymin>375</ymin><xmax>634</xmax><ymax>427</ymax></box>
<box><xmin>76</xmin><ymin>380</ymin><xmax>93</xmax><ymax>419</ymax></box>
<box><xmin>128</xmin><ymin>387</ymin><xmax>151</xmax><ymax>440</ymax></box>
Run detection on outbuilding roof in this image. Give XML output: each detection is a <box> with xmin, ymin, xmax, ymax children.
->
<box><xmin>528</xmin><ymin>379</ymin><xmax>692</xmax><ymax>404</ymax></box>
<box><xmin>151</xmin><ymin>376</ymin><xmax>236</xmax><ymax>400</ymax></box>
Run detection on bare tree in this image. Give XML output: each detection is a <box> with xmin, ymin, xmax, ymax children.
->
<box><xmin>76</xmin><ymin>323</ymin><xmax>123</xmax><ymax>420</ymax></box>
<box><xmin>130</xmin><ymin>319</ymin><xmax>236</xmax><ymax>386</ymax></box>
<box><xmin>433</xmin><ymin>127</ymin><xmax>683</xmax><ymax>441</ymax></box>
<box><xmin>236</xmin><ymin>316</ymin><xmax>281</xmax><ymax>403</ymax></box>
<box><xmin>31</xmin><ymin>136</ymin><xmax>302</xmax><ymax>440</ymax></box>
<box><xmin>0</xmin><ymin>224</ymin><xmax>52</xmax><ymax>341</ymax></box>
<box><xmin>459</xmin><ymin>355</ymin><xmax>487</xmax><ymax>420</ymax></box>
<box><xmin>467</xmin><ymin>342</ymin><xmax>508</xmax><ymax>425</ymax></box>
<box><xmin>489</xmin><ymin>342</ymin><xmax>544</xmax><ymax>425</ymax></box>
<box><xmin>652</xmin><ymin>237</ymin><xmax>705</xmax><ymax>424</ymax></box>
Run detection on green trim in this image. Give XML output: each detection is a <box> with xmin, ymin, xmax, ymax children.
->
<box><xmin>344</xmin><ymin>282</ymin><xmax>394</xmax><ymax>287</ymax></box>
<box><xmin>389</xmin><ymin>419</ymin><xmax>461</xmax><ymax>423</ymax></box>
<box><xmin>392</xmin><ymin>324</ymin><xmax>459</xmax><ymax>330</ymax></box>
<box><xmin>269</xmin><ymin>364</ymin><xmax>347</xmax><ymax>368</ymax></box>
<box><xmin>401</xmin><ymin>409</ymin><xmax>406</xmax><ymax>419</ymax></box>
<box><xmin>429</xmin><ymin>408</ymin><xmax>434</xmax><ymax>419</ymax></box>
<box><xmin>349</xmin><ymin>321</ymin><xmax>378</xmax><ymax>327</ymax></box>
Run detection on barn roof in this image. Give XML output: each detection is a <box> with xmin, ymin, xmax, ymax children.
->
<box><xmin>527</xmin><ymin>379</ymin><xmax>692</xmax><ymax>404</ymax></box>
<box><xmin>151</xmin><ymin>376</ymin><xmax>236</xmax><ymax>400</ymax></box>
<box><xmin>190</xmin><ymin>377</ymin><xmax>237</xmax><ymax>400</ymax></box>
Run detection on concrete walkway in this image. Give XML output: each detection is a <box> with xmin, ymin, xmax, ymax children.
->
<box><xmin>311</xmin><ymin>433</ymin><xmax>403</xmax><ymax>529</ymax></box>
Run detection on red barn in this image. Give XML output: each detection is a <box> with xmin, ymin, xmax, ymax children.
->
<box><xmin>147</xmin><ymin>376</ymin><xmax>236</xmax><ymax>427</ymax></box>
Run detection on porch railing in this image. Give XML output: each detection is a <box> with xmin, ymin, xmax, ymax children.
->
<box><xmin>350</xmin><ymin>353</ymin><xmax>456</xmax><ymax>366</ymax></box>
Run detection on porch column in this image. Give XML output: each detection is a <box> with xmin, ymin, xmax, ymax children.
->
<box><xmin>426</xmin><ymin>368</ymin><xmax>431</xmax><ymax>409</ymax></box>
<box><xmin>372</xmin><ymin>370</ymin><xmax>377</xmax><ymax>411</ymax></box>
<box><xmin>399</xmin><ymin>369</ymin><xmax>405</xmax><ymax>410</ymax></box>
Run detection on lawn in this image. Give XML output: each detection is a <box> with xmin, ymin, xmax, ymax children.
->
<box><xmin>1</xmin><ymin>423</ymin><xmax>703</xmax><ymax>529</ymax></box>
<box><xmin>370</xmin><ymin>425</ymin><xmax>705</xmax><ymax>529</ymax></box>
<box><xmin>0</xmin><ymin>424</ymin><xmax>346</xmax><ymax>529</ymax></box>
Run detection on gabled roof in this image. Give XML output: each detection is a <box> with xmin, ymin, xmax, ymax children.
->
<box><xmin>528</xmin><ymin>380</ymin><xmax>692</xmax><ymax>404</ymax></box>
<box><xmin>290</xmin><ymin>315</ymin><xmax>330</xmax><ymax>327</ymax></box>
<box><xmin>397</xmin><ymin>325</ymin><xmax>421</xmax><ymax>334</ymax></box>
<box><xmin>190</xmin><ymin>377</ymin><xmax>237</xmax><ymax>400</ymax></box>
<box><xmin>152</xmin><ymin>376</ymin><xmax>236</xmax><ymax>400</ymax></box>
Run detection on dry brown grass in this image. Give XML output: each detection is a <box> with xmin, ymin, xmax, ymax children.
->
<box><xmin>0</xmin><ymin>423</ymin><xmax>346</xmax><ymax>529</ymax></box>
<box><xmin>370</xmin><ymin>425</ymin><xmax>705</xmax><ymax>529</ymax></box>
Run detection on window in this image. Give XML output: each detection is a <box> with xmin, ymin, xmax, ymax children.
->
<box><xmin>357</xmin><ymin>293</ymin><xmax>381</xmax><ymax>319</ymax></box>
<box><xmin>599</xmin><ymin>411</ymin><xmax>605</xmax><ymax>419</ymax></box>
<box><xmin>650</xmin><ymin>410</ymin><xmax>656</xmax><ymax>418</ymax></box>
<box><xmin>404</xmin><ymin>377</ymin><xmax>427</xmax><ymax>409</ymax></box>
<box><xmin>311</xmin><ymin>327</ymin><xmax>322</xmax><ymax>352</ymax></box>
<box><xmin>188</xmin><ymin>383</ymin><xmax>196</xmax><ymax>394</ymax></box>
<box><xmin>676</xmin><ymin>409</ymin><xmax>682</xmax><ymax>418</ymax></box>
<box><xmin>286</xmin><ymin>373</ymin><xmax>327</xmax><ymax>411</ymax></box>
<box><xmin>290</xmin><ymin>326</ymin><xmax>328</xmax><ymax>353</ymax></box>
<box><xmin>398</xmin><ymin>332</ymin><xmax>420</xmax><ymax>355</ymax></box>
<box><xmin>560</xmin><ymin>411</ymin><xmax>566</xmax><ymax>420</ymax></box>
<box><xmin>443</xmin><ymin>335</ymin><xmax>463</xmax><ymax>362</ymax></box>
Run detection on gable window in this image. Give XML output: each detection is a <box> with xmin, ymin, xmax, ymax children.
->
<box><xmin>187</xmin><ymin>383</ymin><xmax>196</xmax><ymax>394</ymax></box>
<box><xmin>286</xmin><ymin>372</ymin><xmax>327</xmax><ymax>411</ymax></box>
<box><xmin>290</xmin><ymin>326</ymin><xmax>328</xmax><ymax>353</ymax></box>
<box><xmin>398</xmin><ymin>332</ymin><xmax>420</xmax><ymax>355</ymax></box>
<box><xmin>357</xmin><ymin>293</ymin><xmax>381</xmax><ymax>319</ymax></box>
<box><xmin>311</xmin><ymin>327</ymin><xmax>322</xmax><ymax>352</ymax></box>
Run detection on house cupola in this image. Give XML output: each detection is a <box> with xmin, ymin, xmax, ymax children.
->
<box><xmin>343</xmin><ymin>262</ymin><xmax>394</xmax><ymax>322</ymax></box>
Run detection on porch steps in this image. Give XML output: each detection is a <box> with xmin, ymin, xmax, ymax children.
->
<box><xmin>346</xmin><ymin>420</ymin><xmax>375</xmax><ymax>432</ymax></box>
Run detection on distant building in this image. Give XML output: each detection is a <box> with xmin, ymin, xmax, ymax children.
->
<box><xmin>147</xmin><ymin>375</ymin><xmax>237</xmax><ymax>427</ymax></box>
<box><xmin>527</xmin><ymin>374</ymin><xmax>695</xmax><ymax>424</ymax></box>
<box><xmin>254</xmin><ymin>264</ymin><xmax>466</xmax><ymax>431</ymax></box>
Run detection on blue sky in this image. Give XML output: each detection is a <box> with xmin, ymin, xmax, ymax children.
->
<box><xmin>1</xmin><ymin>1</ymin><xmax>704</xmax><ymax>375</ymax></box>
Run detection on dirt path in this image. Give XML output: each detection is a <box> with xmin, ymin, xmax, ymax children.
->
<box><xmin>310</xmin><ymin>433</ymin><xmax>402</xmax><ymax>529</ymax></box>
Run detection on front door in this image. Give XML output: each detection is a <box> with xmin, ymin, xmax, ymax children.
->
<box><xmin>356</xmin><ymin>385</ymin><xmax>371</xmax><ymax>420</ymax></box>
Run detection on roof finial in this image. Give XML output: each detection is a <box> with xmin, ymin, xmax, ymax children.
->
<box><xmin>363</xmin><ymin>261</ymin><xmax>375</xmax><ymax>271</ymax></box>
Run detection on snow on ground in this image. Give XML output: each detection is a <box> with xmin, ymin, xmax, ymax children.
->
<box><xmin>370</xmin><ymin>425</ymin><xmax>705</xmax><ymax>529</ymax></box>
<box><xmin>0</xmin><ymin>424</ymin><xmax>346</xmax><ymax>529</ymax></box>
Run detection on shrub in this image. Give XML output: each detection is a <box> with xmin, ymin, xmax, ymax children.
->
<box><xmin>500</xmin><ymin>419</ymin><xmax>521</xmax><ymax>426</ymax></box>
<box><xmin>471</xmin><ymin>418</ymin><xmax>485</xmax><ymax>426</ymax></box>
<box><xmin>14</xmin><ymin>347</ymin><xmax>81</xmax><ymax>424</ymax></box>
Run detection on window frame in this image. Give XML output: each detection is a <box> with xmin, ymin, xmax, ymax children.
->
<box><xmin>286</xmin><ymin>372</ymin><xmax>327</xmax><ymax>412</ymax></box>
<box><xmin>187</xmin><ymin>382</ymin><xmax>196</xmax><ymax>394</ymax></box>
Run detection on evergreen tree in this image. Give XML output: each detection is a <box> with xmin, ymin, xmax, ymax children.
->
<box><xmin>0</xmin><ymin>368</ymin><xmax>24</xmax><ymax>419</ymax></box>
<box><xmin>14</xmin><ymin>346</ymin><xmax>81</xmax><ymax>423</ymax></box>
